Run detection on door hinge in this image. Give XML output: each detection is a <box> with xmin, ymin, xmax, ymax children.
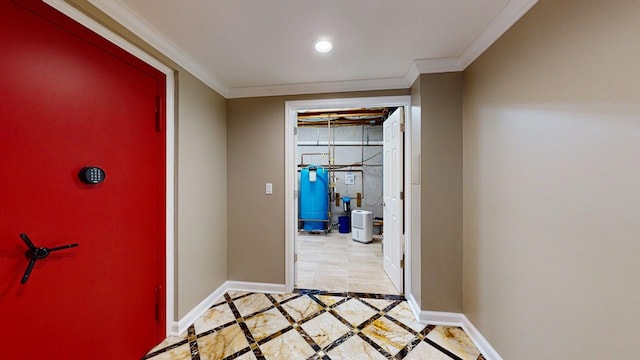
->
<box><xmin>155</xmin><ymin>96</ymin><xmax>162</xmax><ymax>132</ymax></box>
<box><xmin>400</xmin><ymin>191</ymin><xmax>404</xmax><ymax>200</ymax></box>
<box><xmin>294</xmin><ymin>253</ymin><xmax>298</xmax><ymax>263</ymax></box>
<box><xmin>154</xmin><ymin>285</ymin><xmax>162</xmax><ymax>322</ymax></box>
<box><xmin>400</xmin><ymin>123</ymin><xmax>405</xmax><ymax>132</ymax></box>
<box><xmin>294</xmin><ymin>127</ymin><xmax>298</xmax><ymax>135</ymax></box>
<box><xmin>400</xmin><ymin>257</ymin><xmax>405</xmax><ymax>269</ymax></box>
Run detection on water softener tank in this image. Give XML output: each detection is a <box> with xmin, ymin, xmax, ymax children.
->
<box><xmin>300</xmin><ymin>165</ymin><xmax>329</xmax><ymax>231</ymax></box>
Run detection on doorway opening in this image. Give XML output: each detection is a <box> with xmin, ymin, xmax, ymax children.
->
<box><xmin>297</xmin><ymin>107</ymin><xmax>392</xmax><ymax>293</ymax></box>
<box><xmin>285</xmin><ymin>96</ymin><xmax>412</xmax><ymax>296</ymax></box>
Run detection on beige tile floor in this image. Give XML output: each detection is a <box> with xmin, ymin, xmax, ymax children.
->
<box><xmin>144</xmin><ymin>289</ymin><xmax>486</xmax><ymax>360</ymax></box>
<box><xmin>296</xmin><ymin>231</ymin><xmax>400</xmax><ymax>295</ymax></box>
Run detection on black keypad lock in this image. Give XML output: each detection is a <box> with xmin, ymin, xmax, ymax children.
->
<box><xmin>79</xmin><ymin>166</ymin><xmax>106</xmax><ymax>184</ymax></box>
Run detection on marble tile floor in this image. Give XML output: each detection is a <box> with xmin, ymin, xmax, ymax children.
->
<box><xmin>144</xmin><ymin>289</ymin><xmax>485</xmax><ymax>360</ymax></box>
<box><xmin>296</xmin><ymin>231</ymin><xmax>399</xmax><ymax>295</ymax></box>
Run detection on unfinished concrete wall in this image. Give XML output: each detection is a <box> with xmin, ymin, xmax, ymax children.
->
<box><xmin>297</xmin><ymin>124</ymin><xmax>383</xmax><ymax>226</ymax></box>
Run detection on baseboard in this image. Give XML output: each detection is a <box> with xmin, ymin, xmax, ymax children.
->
<box><xmin>419</xmin><ymin>309</ymin><xmax>466</xmax><ymax>326</ymax></box>
<box><xmin>414</xmin><ymin>307</ymin><xmax>503</xmax><ymax>360</ymax></box>
<box><xmin>406</xmin><ymin>293</ymin><xmax>422</xmax><ymax>321</ymax></box>
<box><xmin>460</xmin><ymin>315</ymin><xmax>503</xmax><ymax>360</ymax></box>
<box><xmin>169</xmin><ymin>281</ymin><xmax>287</xmax><ymax>336</ymax></box>
<box><xmin>171</xmin><ymin>282</ymin><xmax>229</xmax><ymax>336</ymax></box>
<box><xmin>225</xmin><ymin>280</ymin><xmax>287</xmax><ymax>294</ymax></box>
<box><xmin>169</xmin><ymin>321</ymin><xmax>180</xmax><ymax>336</ymax></box>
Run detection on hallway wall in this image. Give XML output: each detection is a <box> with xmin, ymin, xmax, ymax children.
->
<box><xmin>176</xmin><ymin>72</ymin><xmax>228</xmax><ymax>317</ymax></box>
<box><xmin>463</xmin><ymin>0</ymin><xmax>640</xmax><ymax>358</ymax></box>
<box><xmin>227</xmin><ymin>90</ymin><xmax>408</xmax><ymax>284</ymax></box>
<box><xmin>414</xmin><ymin>73</ymin><xmax>463</xmax><ymax>312</ymax></box>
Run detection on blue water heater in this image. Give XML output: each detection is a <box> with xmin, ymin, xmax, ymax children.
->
<box><xmin>300</xmin><ymin>165</ymin><xmax>329</xmax><ymax>231</ymax></box>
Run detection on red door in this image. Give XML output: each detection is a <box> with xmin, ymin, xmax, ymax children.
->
<box><xmin>0</xmin><ymin>1</ymin><xmax>166</xmax><ymax>358</ymax></box>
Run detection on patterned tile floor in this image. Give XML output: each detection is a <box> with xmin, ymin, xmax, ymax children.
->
<box><xmin>144</xmin><ymin>289</ymin><xmax>485</xmax><ymax>360</ymax></box>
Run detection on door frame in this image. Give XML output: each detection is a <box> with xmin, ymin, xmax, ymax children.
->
<box><xmin>47</xmin><ymin>0</ymin><xmax>176</xmax><ymax>336</ymax></box>
<box><xmin>284</xmin><ymin>96</ymin><xmax>412</xmax><ymax>295</ymax></box>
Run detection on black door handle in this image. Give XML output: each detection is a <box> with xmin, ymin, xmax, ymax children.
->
<box><xmin>19</xmin><ymin>233</ymin><xmax>79</xmax><ymax>284</ymax></box>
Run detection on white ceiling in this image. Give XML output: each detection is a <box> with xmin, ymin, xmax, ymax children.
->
<box><xmin>89</xmin><ymin>0</ymin><xmax>537</xmax><ymax>98</ymax></box>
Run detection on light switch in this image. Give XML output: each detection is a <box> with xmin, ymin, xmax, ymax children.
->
<box><xmin>265</xmin><ymin>183</ymin><xmax>273</xmax><ymax>195</ymax></box>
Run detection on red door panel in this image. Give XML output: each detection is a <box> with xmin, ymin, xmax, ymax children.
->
<box><xmin>0</xmin><ymin>1</ymin><xmax>165</xmax><ymax>358</ymax></box>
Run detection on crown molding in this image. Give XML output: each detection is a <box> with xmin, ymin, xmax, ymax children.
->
<box><xmin>88</xmin><ymin>0</ymin><xmax>229</xmax><ymax>98</ymax></box>
<box><xmin>87</xmin><ymin>0</ymin><xmax>537</xmax><ymax>99</ymax></box>
<box><xmin>459</xmin><ymin>0</ymin><xmax>538</xmax><ymax>68</ymax></box>
<box><xmin>404</xmin><ymin>57</ymin><xmax>464</xmax><ymax>86</ymax></box>
<box><xmin>227</xmin><ymin>77</ymin><xmax>409</xmax><ymax>99</ymax></box>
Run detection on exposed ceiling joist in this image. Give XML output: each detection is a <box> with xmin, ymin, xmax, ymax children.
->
<box><xmin>297</xmin><ymin>107</ymin><xmax>392</xmax><ymax>127</ymax></box>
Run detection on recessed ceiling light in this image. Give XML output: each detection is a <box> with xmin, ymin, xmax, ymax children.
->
<box><xmin>314</xmin><ymin>39</ymin><xmax>333</xmax><ymax>53</ymax></box>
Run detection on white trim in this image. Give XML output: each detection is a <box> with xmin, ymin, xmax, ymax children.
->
<box><xmin>164</xmin><ymin>72</ymin><xmax>176</xmax><ymax>339</ymax></box>
<box><xmin>225</xmin><ymin>281</ymin><xmax>287</xmax><ymax>294</ymax></box>
<box><xmin>88</xmin><ymin>0</ymin><xmax>228</xmax><ymax>98</ymax></box>
<box><xmin>172</xmin><ymin>280</ymin><xmax>286</xmax><ymax>335</ymax></box>
<box><xmin>85</xmin><ymin>0</ymin><xmax>536</xmax><ymax>99</ymax></box>
<box><xmin>402</xmin><ymin>104</ymin><xmax>413</xmax><ymax>302</ymax></box>
<box><xmin>45</xmin><ymin>0</ymin><xmax>177</xmax><ymax>337</ymax></box>
<box><xmin>46</xmin><ymin>1</ymin><xmax>170</xmax><ymax>76</ymax></box>
<box><xmin>285</xmin><ymin>96</ymin><xmax>412</xmax><ymax>294</ymax></box>
<box><xmin>406</xmin><ymin>293</ymin><xmax>422</xmax><ymax>322</ymax></box>
<box><xmin>419</xmin><ymin>310</ymin><xmax>466</xmax><ymax>326</ymax></box>
<box><xmin>174</xmin><ymin>284</ymin><xmax>228</xmax><ymax>335</ymax></box>
<box><xmin>173</xmin><ymin>281</ymin><xmax>286</xmax><ymax>336</ymax></box>
<box><xmin>416</xmin><ymin>309</ymin><xmax>503</xmax><ymax>360</ymax></box>
<box><xmin>285</xmin><ymin>103</ymin><xmax>296</xmax><ymax>293</ymax></box>
<box><xmin>404</xmin><ymin>57</ymin><xmax>464</xmax><ymax>86</ymax></box>
<box><xmin>409</xmin><ymin>288</ymin><xmax>503</xmax><ymax>359</ymax></box>
<box><xmin>459</xmin><ymin>0</ymin><xmax>538</xmax><ymax>68</ymax></box>
<box><xmin>460</xmin><ymin>316</ymin><xmax>504</xmax><ymax>360</ymax></box>
<box><xmin>404</xmin><ymin>62</ymin><xmax>421</xmax><ymax>89</ymax></box>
